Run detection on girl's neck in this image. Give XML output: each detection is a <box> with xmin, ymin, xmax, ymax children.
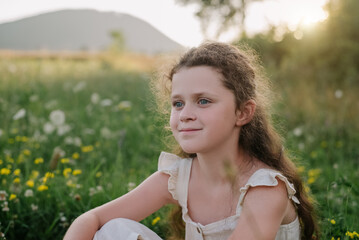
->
<box><xmin>194</xmin><ymin>146</ymin><xmax>255</xmax><ymax>186</ymax></box>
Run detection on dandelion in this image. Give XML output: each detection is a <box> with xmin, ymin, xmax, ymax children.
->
<box><xmin>2</xmin><ymin>201</ymin><xmax>9</xmax><ymax>211</ymax></box>
<box><xmin>72</xmin><ymin>152</ymin><xmax>80</xmax><ymax>159</ymax></box>
<box><xmin>30</xmin><ymin>170</ymin><xmax>40</xmax><ymax>179</ymax></box>
<box><xmin>100</xmin><ymin>99</ymin><xmax>112</xmax><ymax>106</ymax></box>
<box><xmin>13</xmin><ymin>178</ymin><xmax>20</xmax><ymax>184</ymax></box>
<box><xmin>128</xmin><ymin>182</ymin><xmax>136</xmax><ymax>191</ymax></box>
<box><xmin>43</xmin><ymin>122</ymin><xmax>55</xmax><ymax>134</ymax></box>
<box><xmin>95</xmin><ymin>171</ymin><xmax>102</xmax><ymax>178</ymax></box>
<box><xmin>74</xmin><ymin>194</ymin><xmax>81</xmax><ymax>201</ymax></box>
<box><xmin>34</xmin><ymin>157</ymin><xmax>44</xmax><ymax>164</ymax></box>
<box><xmin>26</xmin><ymin>180</ymin><xmax>35</xmax><ymax>188</ymax></box>
<box><xmin>72</xmin><ymin>169</ymin><xmax>82</xmax><ymax>176</ymax></box>
<box><xmin>13</xmin><ymin>108</ymin><xmax>26</xmax><ymax>120</ymax></box>
<box><xmin>57</xmin><ymin>124</ymin><xmax>71</xmax><ymax>136</ymax></box>
<box><xmin>37</xmin><ymin>185</ymin><xmax>48</xmax><ymax>191</ymax></box>
<box><xmin>81</xmin><ymin>145</ymin><xmax>94</xmax><ymax>153</ymax></box>
<box><xmin>9</xmin><ymin>194</ymin><xmax>16</xmax><ymax>201</ymax></box>
<box><xmin>334</xmin><ymin>89</ymin><xmax>343</xmax><ymax>99</ymax></box>
<box><xmin>61</xmin><ymin>158</ymin><xmax>70</xmax><ymax>164</ymax></box>
<box><xmin>293</xmin><ymin>127</ymin><xmax>303</xmax><ymax>137</ymax></box>
<box><xmin>73</xmin><ymin>81</ymin><xmax>86</xmax><ymax>93</ymax></box>
<box><xmin>63</xmin><ymin>168</ymin><xmax>72</xmax><ymax>178</ymax></box>
<box><xmin>13</xmin><ymin>169</ymin><xmax>21</xmax><ymax>176</ymax></box>
<box><xmin>31</xmin><ymin>204</ymin><xmax>38</xmax><ymax>211</ymax></box>
<box><xmin>100</xmin><ymin>127</ymin><xmax>112</xmax><ymax>139</ymax></box>
<box><xmin>151</xmin><ymin>216</ymin><xmax>161</xmax><ymax>226</ymax></box>
<box><xmin>329</xmin><ymin>219</ymin><xmax>336</xmax><ymax>224</ymax></box>
<box><xmin>49</xmin><ymin>110</ymin><xmax>66</xmax><ymax>126</ymax></box>
<box><xmin>0</xmin><ymin>168</ymin><xmax>11</xmax><ymax>175</ymax></box>
<box><xmin>45</xmin><ymin>172</ymin><xmax>55</xmax><ymax>179</ymax></box>
<box><xmin>0</xmin><ymin>190</ymin><xmax>7</xmax><ymax>200</ymax></box>
<box><xmin>91</xmin><ymin>93</ymin><xmax>100</xmax><ymax>104</ymax></box>
<box><xmin>24</xmin><ymin>189</ymin><xmax>34</xmax><ymax>197</ymax></box>
<box><xmin>22</xmin><ymin>149</ymin><xmax>31</xmax><ymax>156</ymax></box>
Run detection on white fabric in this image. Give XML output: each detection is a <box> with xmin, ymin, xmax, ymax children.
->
<box><xmin>158</xmin><ymin>152</ymin><xmax>301</xmax><ymax>240</ymax></box>
<box><xmin>94</xmin><ymin>152</ymin><xmax>301</xmax><ymax>240</ymax></box>
<box><xmin>93</xmin><ymin>218</ymin><xmax>162</xmax><ymax>240</ymax></box>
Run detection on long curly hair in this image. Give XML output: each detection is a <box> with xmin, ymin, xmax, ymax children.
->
<box><xmin>152</xmin><ymin>41</ymin><xmax>319</xmax><ymax>240</ymax></box>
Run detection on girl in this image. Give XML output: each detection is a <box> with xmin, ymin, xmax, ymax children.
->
<box><xmin>64</xmin><ymin>42</ymin><xmax>318</xmax><ymax>240</ymax></box>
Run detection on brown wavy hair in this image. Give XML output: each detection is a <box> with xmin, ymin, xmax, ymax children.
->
<box><xmin>152</xmin><ymin>41</ymin><xmax>319</xmax><ymax>240</ymax></box>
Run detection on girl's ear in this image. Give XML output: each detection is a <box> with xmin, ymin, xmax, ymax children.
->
<box><xmin>235</xmin><ymin>100</ymin><xmax>256</xmax><ymax>127</ymax></box>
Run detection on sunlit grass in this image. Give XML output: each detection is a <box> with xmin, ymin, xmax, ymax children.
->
<box><xmin>0</xmin><ymin>52</ymin><xmax>358</xmax><ymax>239</ymax></box>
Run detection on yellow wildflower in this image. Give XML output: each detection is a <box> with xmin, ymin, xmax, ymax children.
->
<box><xmin>61</xmin><ymin>158</ymin><xmax>70</xmax><ymax>164</ymax></box>
<box><xmin>34</xmin><ymin>157</ymin><xmax>44</xmax><ymax>164</ymax></box>
<box><xmin>9</xmin><ymin>194</ymin><xmax>16</xmax><ymax>200</ymax></box>
<box><xmin>95</xmin><ymin>172</ymin><xmax>102</xmax><ymax>178</ymax></box>
<box><xmin>297</xmin><ymin>166</ymin><xmax>305</xmax><ymax>174</ymax></box>
<box><xmin>13</xmin><ymin>169</ymin><xmax>21</xmax><ymax>176</ymax></box>
<box><xmin>66</xmin><ymin>180</ymin><xmax>77</xmax><ymax>188</ymax></box>
<box><xmin>1</xmin><ymin>168</ymin><xmax>11</xmax><ymax>175</ymax></box>
<box><xmin>72</xmin><ymin>152</ymin><xmax>80</xmax><ymax>159</ymax></box>
<box><xmin>151</xmin><ymin>216</ymin><xmax>161</xmax><ymax>226</ymax></box>
<box><xmin>23</xmin><ymin>149</ymin><xmax>31</xmax><ymax>156</ymax></box>
<box><xmin>307</xmin><ymin>177</ymin><xmax>316</xmax><ymax>185</ymax></box>
<box><xmin>26</xmin><ymin>179</ymin><xmax>35</xmax><ymax>188</ymax></box>
<box><xmin>81</xmin><ymin>145</ymin><xmax>94</xmax><ymax>153</ymax></box>
<box><xmin>308</xmin><ymin>169</ymin><xmax>321</xmax><ymax>178</ymax></box>
<box><xmin>330</xmin><ymin>219</ymin><xmax>336</xmax><ymax>224</ymax></box>
<box><xmin>37</xmin><ymin>185</ymin><xmax>48</xmax><ymax>191</ymax></box>
<box><xmin>0</xmin><ymin>159</ymin><xmax>3</xmax><ymax>165</ymax></box>
<box><xmin>13</xmin><ymin>178</ymin><xmax>20</xmax><ymax>184</ymax></box>
<box><xmin>15</xmin><ymin>136</ymin><xmax>22</xmax><ymax>142</ymax></box>
<box><xmin>63</xmin><ymin>168</ymin><xmax>72</xmax><ymax>178</ymax></box>
<box><xmin>45</xmin><ymin>172</ymin><xmax>54</xmax><ymax>178</ymax></box>
<box><xmin>31</xmin><ymin>170</ymin><xmax>39</xmax><ymax>179</ymax></box>
<box><xmin>72</xmin><ymin>169</ymin><xmax>82</xmax><ymax>176</ymax></box>
<box><xmin>21</xmin><ymin>136</ymin><xmax>29</xmax><ymax>142</ymax></box>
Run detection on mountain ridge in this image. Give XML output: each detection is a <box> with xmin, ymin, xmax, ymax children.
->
<box><xmin>0</xmin><ymin>9</ymin><xmax>184</xmax><ymax>54</ymax></box>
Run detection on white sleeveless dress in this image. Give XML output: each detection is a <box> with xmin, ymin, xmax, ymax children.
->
<box><xmin>94</xmin><ymin>152</ymin><xmax>301</xmax><ymax>240</ymax></box>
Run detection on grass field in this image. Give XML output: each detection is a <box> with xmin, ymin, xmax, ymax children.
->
<box><xmin>0</xmin><ymin>52</ymin><xmax>358</xmax><ymax>239</ymax></box>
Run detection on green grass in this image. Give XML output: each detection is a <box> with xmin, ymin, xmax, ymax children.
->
<box><xmin>0</xmin><ymin>54</ymin><xmax>358</xmax><ymax>239</ymax></box>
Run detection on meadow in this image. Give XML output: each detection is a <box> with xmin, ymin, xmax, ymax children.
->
<box><xmin>0</xmin><ymin>52</ymin><xmax>358</xmax><ymax>239</ymax></box>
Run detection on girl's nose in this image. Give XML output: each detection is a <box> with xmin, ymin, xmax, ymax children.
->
<box><xmin>179</xmin><ymin>105</ymin><xmax>197</xmax><ymax>121</ymax></box>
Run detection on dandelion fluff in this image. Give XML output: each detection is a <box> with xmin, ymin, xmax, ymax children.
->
<box><xmin>13</xmin><ymin>108</ymin><xmax>26</xmax><ymax>120</ymax></box>
<box><xmin>43</xmin><ymin>122</ymin><xmax>55</xmax><ymax>134</ymax></box>
<box><xmin>50</xmin><ymin>110</ymin><xmax>65</xmax><ymax>126</ymax></box>
<box><xmin>91</xmin><ymin>93</ymin><xmax>100</xmax><ymax>104</ymax></box>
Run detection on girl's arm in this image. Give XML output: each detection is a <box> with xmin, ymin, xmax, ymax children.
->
<box><xmin>228</xmin><ymin>180</ymin><xmax>290</xmax><ymax>240</ymax></box>
<box><xmin>64</xmin><ymin>171</ymin><xmax>174</xmax><ymax>240</ymax></box>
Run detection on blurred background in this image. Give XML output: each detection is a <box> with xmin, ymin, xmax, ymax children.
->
<box><xmin>0</xmin><ymin>0</ymin><xmax>358</xmax><ymax>239</ymax></box>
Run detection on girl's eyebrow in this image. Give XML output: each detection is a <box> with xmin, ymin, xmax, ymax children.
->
<box><xmin>171</xmin><ymin>92</ymin><xmax>216</xmax><ymax>99</ymax></box>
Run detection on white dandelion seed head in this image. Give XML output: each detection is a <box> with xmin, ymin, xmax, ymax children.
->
<box><xmin>118</xmin><ymin>101</ymin><xmax>132</xmax><ymax>111</ymax></box>
<box><xmin>13</xmin><ymin>108</ymin><xmax>26</xmax><ymax>120</ymax></box>
<box><xmin>31</xmin><ymin>204</ymin><xmax>38</xmax><ymax>211</ymax></box>
<box><xmin>43</xmin><ymin>122</ymin><xmax>55</xmax><ymax>134</ymax></box>
<box><xmin>127</xmin><ymin>182</ymin><xmax>136</xmax><ymax>191</ymax></box>
<box><xmin>49</xmin><ymin>110</ymin><xmax>66</xmax><ymax>126</ymax></box>
<box><xmin>24</xmin><ymin>189</ymin><xmax>34</xmax><ymax>197</ymax></box>
<box><xmin>0</xmin><ymin>190</ymin><xmax>7</xmax><ymax>201</ymax></box>
<box><xmin>293</xmin><ymin>127</ymin><xmax>303</xmax><ymax>137</ymax></box>
<box><xmin>100</xmin><ymin>127</ymin><xmax>112</xmax><ymax>139</ymax></box>
<box><xmin>335</xmin><ymin>89</ymin><xmax>343</xmax><ymax>99</ymax></box>
<box><xmin>91</xmin><ymin>93</ymin><xmax>100</xmax><ymax>104</ymax></box>
<box><xmin>57</xmin><ymin>124</ymin><xmax>71</xmax><ymax>136</ymax></box>
<box><xmin>29</xmin><ymin>95</ymin><xmax>39</xmax><ymax>102</ymax></box>
<box><xmin>73</xmin><ymin>81</ymin><xmax>87</xmax><ymax>93</ymax></box>
<box><xmin>100</xmin><ymin>99</ymin><xmax>113</xmax><ymax>107</ymax></box>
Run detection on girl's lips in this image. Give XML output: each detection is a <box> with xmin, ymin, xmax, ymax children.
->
<box><xmin>179</xmin><ymin>128</ymin><xmax>201</xmax><ymax>132</ymax></box>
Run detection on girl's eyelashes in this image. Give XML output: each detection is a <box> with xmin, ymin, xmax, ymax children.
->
<box><xmin>198</xmin><ymin>98</ymin><xmax>210</xmax><ymax>105</ymax></box>
<box><xmin>172</xmin><ymin>101</ymin><xmax>184</xmax><ymax>108</ymax></box>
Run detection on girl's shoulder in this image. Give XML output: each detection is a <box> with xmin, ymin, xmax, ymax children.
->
<box><xmin>239</xmin><ymin>168</ymin><xmax>300</xmax><ymax>206</ymax></box>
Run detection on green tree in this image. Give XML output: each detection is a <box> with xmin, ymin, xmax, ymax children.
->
<box><xmin>176</xmin><ymin>0</ymin><xmax>263</xmax><ymax>38</ymax></box>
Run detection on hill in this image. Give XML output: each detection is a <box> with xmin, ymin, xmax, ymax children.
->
<box><xmin>0</xmin><ymin>9</ymin><xmax>184</xmax><ymax>54</ymax></box>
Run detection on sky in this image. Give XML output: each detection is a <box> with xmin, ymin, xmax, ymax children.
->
<box><xmin>0</xmin><ymin>0</ymin><xmax>329</xmax><ymax>47</ymax></box>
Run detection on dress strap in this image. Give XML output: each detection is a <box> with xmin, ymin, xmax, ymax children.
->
<box><xmin>238</xmin><ymin>169</ymin><xmax>300</xmax><ymax>209</ymax></box>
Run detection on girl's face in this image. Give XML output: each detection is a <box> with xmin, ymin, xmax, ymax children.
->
<box><xmin>170</xmin><ymin>66</ymin><xmax>241</xmax><ymax>155</ymax></box>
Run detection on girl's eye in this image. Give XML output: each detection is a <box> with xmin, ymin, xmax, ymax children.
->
<box><xmin>198</xmin><ymin>99</ymin><xmax>210</xmax><ymax>105</ymax></box>
<box><xmin>173</xmin><ymin>101</ymin><xmax>184</xmax><ymax>108</ymax></box>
